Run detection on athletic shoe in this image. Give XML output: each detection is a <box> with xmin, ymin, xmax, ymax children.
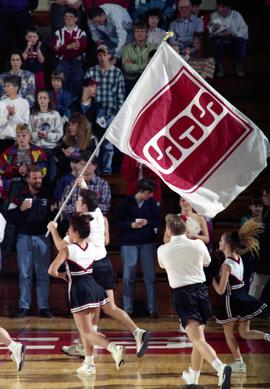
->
<box><xmin>181</xmin><ymin>367</ymin><xmax>199</xmax><ymax>384</ymax></box>
<box><xmin>218</xmin><ymin>364</ymin><xmax>232</xmax><ymax>389</ymax></box>
<box><xmin>135</xmin><ymin>329</ymin><xmax>149</xmax><ymax>357</ymax></box>
<box><xmin>179</xmin><ymin>322</ymin><xmax>186</xmax><ymax>333</ymax></box>
<box><xmin>230</xmin><ymin>360</ymin><xmax>246</xmax><ymax>373</ymax></box>
<box><xmin>62</xmin><ymin>343</ymin><xmax>85</xmax><ymax>357</ymax></box>
<box><xmin>264</xmin><ymin>333</ymin><xmax>270</xmax><ymax>342</ymax></box>
<box><xmin>110</xmin><ymin>345</ymin><xmax>126</xmax><ymax>370</ymax></box>
<box><xmin>11</xmin><ymin>342</ymin><xmax>26</xmax><ymax>371</ymax></box>
<box><xmin>76</xmin><ymin>361</ymin><xmax>96</xmax><ymax>375</ymax></box>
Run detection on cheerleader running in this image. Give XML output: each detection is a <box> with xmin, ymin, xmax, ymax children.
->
<box><xmin>48</xmin><ymin>213</ymin><xmax>126</xmax><ymax>375</ymax></box>
<box><xmin>212</xmin><ymin>219</ymin><xmax>270</xmax><ymax>373</ymax></box>
<box><xmin>0</xmin><ymin>327</ymin><xmax>25</xmax><ymax>371</ymax></box>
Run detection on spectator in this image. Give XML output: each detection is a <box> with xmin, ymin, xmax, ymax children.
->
<box><xmin>249</xmin><ymin>186</ymin><xmax>270</xmax><ymax>300</ymax></box>
<box><xmin>70</xmin><ymin>77</ymin><xmax>104</xmax><ymax>141</ymax></box>
<box><xmin>58</xmin><ymin>112</ymin><xmax>98</xmax><ymax>175</ymax></box>
<box><xmin>208</xmin><ymin>0</ymin><xmax>248</xmax><ymax>77</ymax></box>
<box><xmin>132</xmin><ymin>0</ymin><xmax>175</xmax><ymax>22</ymax></box>
<box><xmin>144</xmin><ymin>8</ymin><xmax>166</xmax><ymax>47</ymax></box>
<box><xmin>53</xmin><ymin>155</ymin><xmax>81</xmax><ymax>203</ymax></box>
<box><xmin>7</xmin><ymin>165</ymin><xmax>53</xmax><ymax>318</ymax></box>
<box><xmin>50</xmin><ymin>0</ymin><xmax>85</xmax><ymax>33</ymax></box>
<box><xmin>61</xmin><ymin>151</ymin><xmax>111</xmax><ymax>220</ymax></box>
<box><xmin>184</xmin><ymin>32</ymin><xmax>215</xmax><ymax>80</ymax></box>
<box><xmin>22</xmin><ymin>26</ymin><xmax>46</xmax><ymax>93</ymax></box>
<box><xmin>0</xmin><ymin>212</ymin><xmax>6</xmax><ymax>270</ymax></box>
<box><xmin>191</xmin><ymin>0</ymin><xmax>210</xmax><ymax>31</ymax></box>
<box><xmin>0</xmin><ymin>51</ymin><xmax>35</xmax><ymax>108</ymax></box>
<box><xmin>115</xmin><ymin>178</ymin><xmax>160</xmax><ymax>318</ymax></box>
<box><xmin>29</xmin><ymin>90</ymin><xmax>63</xmax><ymax>183</ymax></box>
<box><xmin>50</xmin><ymin>70</ymin><xmax>73</xmax><ymax>120</ymax></box>
<box><xmin>88</xmin><ymin>4</ymin><xmax>132</xmax><ymax>59</ymax></box>
<box><xmin>0</xmin><ymin>75</ymin><xmax>30</xmax><ymax>149</ymax></box>
<box><xmin>122</xmin><ymin>22</ymin><xmax>156</xmax><ymax>95</ymax></box>
<box><xmin>169</xmin><ymin>0</ymin><xmax>203</xmax><ymax>54</ymax></box>
<box><xmin>120</xmin><ymin>154</ymin><xmax>162</xmax><ymax>203</ymax></box>
<box><xmin>0</xmin><ymin>0</ymin><xmax>38</xmax><ymax>69</ymax></box>
<box><xmin>240</xmin><ymin>197</ymin><xmax>263</xmax><ymax>225</ymax></box>
<box><xmin>52</xmin><ymin>8</ymin><xmax>87</xmax><ymax>98</ymax></box>
<box><xmin>85</xmin><ymin>45</ymin><xmax>125</xmax><ymax>174</ymax></box>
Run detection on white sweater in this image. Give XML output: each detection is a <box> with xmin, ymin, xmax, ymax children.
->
<box><xmin>0</xmin><ymin>97</ymin><xmax>30</xmax><ymax>140</ymax></box>
<box><xmin>29</xmin><ymin>110</ymin><xmax>63</xmax><ymax>149</ymax></box>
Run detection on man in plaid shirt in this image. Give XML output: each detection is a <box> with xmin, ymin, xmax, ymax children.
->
<box><xmin>84</xmin><ymin>45</ymin><xmax>125</xmax><ymax>174</ymax></box>
<box><xmin>61</xmin><ymin>152</ymin><xmax>111</xmax><ymax>220</ymax></box>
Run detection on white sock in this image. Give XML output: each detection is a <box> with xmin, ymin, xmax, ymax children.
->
<box><xmin>211</xmin><ymin>358</ymin><xmax>224</xmax><ymax>373</ymax></box>
<box><xmin>235</xmin><ymin>357</ymin><xmax>244</xmax><ymax>363</ymax></box>
<box><xmin>92</xmin><ymin>325</ymin><xmax>98</xmax><ymax>332</ymax></box>
<box><xmin>85</xmin><ymin>355</ymin><xmax>94</xmax><ymax>365</ymax></box>
<box><xmin>190</xmin><ymin>368</ymin><xmax>200</xmax><ymax>381</ymax></box>
<box><xmin>7</xmin><ymin>341</ymin><xmax>17</xmax><ymax>353</ymax></box>
<box><xmin>107</xmin><ymin>342</ymin><xmax>115</xmax><ymax>352</ymax></box>
<box><xmin>133</xmin><ymin>327</ymin><xmax>141</xmax><ymax>337</ymax></box>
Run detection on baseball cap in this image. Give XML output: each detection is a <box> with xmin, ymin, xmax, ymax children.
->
<box><xmin>96</xmin><ymin>44</ymin><xmax>111</xmax><ymax>54</ymax></box>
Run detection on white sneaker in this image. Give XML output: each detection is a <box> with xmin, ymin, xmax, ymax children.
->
<box><xmin>230</xmin><ymin>360</ymin><xmax>246</xmax><ymax>373</ymax></box>
<box><xmin>62</xmin><ymin>343</ymin><xmax>85</xmax><ymax>357</ymax></box>
<box><xmin>264</xmin><ymin>333</ymin><xmax>270</xmax><ymax>342</ymax></box>
<box><xmin>179</xmin><ymin>322</ymin><xmax>186</xmax><ymax>333</ymax></box>
<box><xmin>110</xmin><ymin>345</ymin><xmax>126</xmax><ymax>370</ymax></box>
<box><xmin>181</xmin><ymin>367</ymin><xmax>199</xmax><ymax>384</ymax></box>
<box><xmin>218</xmin><ymin>364</ymin><xmax>232</xmax><ymax>389</ymax></box>
<box><xmin>11</xmin><ymin>342</ymin><xmax>26</xmax><ymax>371</ymax></box>
<box><xmin>76</xmin><ymin>361</ymin><xmax>96</xmax><ymax>375</ymax></box>
<box><xmin>135</xmin><ymin>329</ymin><xmax>149</xmax><ymax>357</ymax></box>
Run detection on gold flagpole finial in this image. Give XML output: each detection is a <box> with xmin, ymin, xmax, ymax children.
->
<box><xmin>163</xmin><ymin>31</ymin><xmax>174</xmax><ymax>41</ymax></box>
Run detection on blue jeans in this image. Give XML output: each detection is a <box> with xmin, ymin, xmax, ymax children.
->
<box><xmin>213</xmin><ymin>36</ymin><xmax>248</xmax><ymax>66</ymax></box>
<box><xmin>16</xmin><ymin>234</ymin><xmax>51</xmax><ymax>310</ymax></box>
<box><xmin>121</xmin><ymin>243</ymin><xmax>157</xmax><ymax>313</ymax></box>
<box><xmin>100</xmin><ymin>139</ymin><xmax>114</xmax><ymax>174</ymax></box>
<box><xmin>57</xmin><ymin>59</ymin><xmax>83</xmax><ymax>98</ymax></box>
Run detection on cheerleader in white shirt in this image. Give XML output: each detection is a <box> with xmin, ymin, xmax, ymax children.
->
<box><xmin>48</xmin><ymin>213</ymin><xmax>126</xmax><ymax>375</ymax></box>
<box><xmin>212</xmin><ymin>219</ymin><xmax>270</xmax><ymax>374</ymax></box>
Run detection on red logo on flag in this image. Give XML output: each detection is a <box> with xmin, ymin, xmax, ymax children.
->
<box><xmin>129</xmin><ymin>68</ymin><xmax>253</xmax><ymax>192</ymax></box>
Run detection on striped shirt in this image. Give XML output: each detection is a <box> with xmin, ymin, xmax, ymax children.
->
<box><xmin>52</xmin><ymin>26</ymin><xmax>87</xmax><ymax>61</ymax></box>
<box><xmin>88</xmin><ymin>3</ymin><xmax>132</xmax><ymax>58</ymax></box>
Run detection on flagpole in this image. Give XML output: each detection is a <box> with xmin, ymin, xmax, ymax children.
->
<box><xmin>45</xmin><ymin>129</ymin><xmax>110</xmax><ymax>237</ymax></box>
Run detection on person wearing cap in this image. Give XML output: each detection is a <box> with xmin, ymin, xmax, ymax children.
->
<box><xmin>169</xmin><ymin>0</ymin><xmax>203</xmax><ymax>54</ymax></box>
<box><xmin>51</xmin><ymin>7</ymin><xmax>87</xmax><ymax>98</ymax></box>
<box><xmin>50</xmin><ymin>70</ymin><xmax>73</xmax><ymax>119</ymax></box>
<box><xmin>122</xmin><ymin>22</ymin><xmax>156</xmax><ymax>95</ymax></box>
<box><xmin>88</xmin><ymin>4</ymin><xmax>132</xmax><ymax>58</ymax></box>
<box><xmin>70</xmin><ymin>78</ymin><xmax>104</xmax><ymax>140</ymax></box>
<box><xmin>84</xmin><ymin>44</ymin><xmax>125</xmax><ymax>174</ymax></box>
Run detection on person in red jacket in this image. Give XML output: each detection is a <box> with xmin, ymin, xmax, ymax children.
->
<box><xmin>120</xmin><ymin>154</ymin><xmax>162</xmax><ymax>203</ymax></box>
<box><xmin>52</xmin><ymin>7</ymin><xmax>87</xmax><ymax>98</ymax></box>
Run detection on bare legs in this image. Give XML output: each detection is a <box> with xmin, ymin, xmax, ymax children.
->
<box><xmin>0</xmin><ymin>327</ymin><xmax>13</xmax><ymax>347</ymax></box>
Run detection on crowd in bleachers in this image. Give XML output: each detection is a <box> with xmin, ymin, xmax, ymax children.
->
<box><xmin>0</xmin><ymin>0</ymin><xmax>269</xmax><ymax>320</ymax></box>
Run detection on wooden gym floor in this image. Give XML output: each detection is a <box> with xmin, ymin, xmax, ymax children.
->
<box><xmin>0</xmin><ymin>315</ymin><xmax>270</xmax><ymax>389</ymax></box>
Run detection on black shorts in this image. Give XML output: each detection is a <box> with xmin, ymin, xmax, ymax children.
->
<box><xmin>93</xmin><ymin>256</ymin><xmax>116</xmax><ymax>291</ymax></box>
<box><xmin>172</xmin><ymin>283</ymin><xmax>212</xmax><ymax>329</ymax></box>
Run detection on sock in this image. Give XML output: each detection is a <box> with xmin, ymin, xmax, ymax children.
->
<box><xmin>133</xmin><ymin>328</ymin><xmax>140</xmax><ymax>337</ymax></box>
<box><xmin>190</xmin><ymin>368</ymin><xmax>200</xmax><ymax>381</ymax></box>
<box><xmin>211</xmin><ymin>358</ymin><xmax>224</xmax><ymax>373</ymax></box>
<box><xmin>92</xmin><ymin>325</ymin><xmax>98</xmax><ymax>332</ymax></box>
<box><xmin>7</xmin><ymin>341</ymin><xmax>17</xmax><ymax>353</ymax></box>
<box><xmin>235</xmin><ymin>357</ymin><xmax>244</xmax><ymax>363</ymax></box>
<box><xmin>85</xmin><ymin>355</ymin><xmax>94</xmax><ymax>365</ymax></box>
<box><xmin>107</xmin><ymin>342</ymin><xmax>115</xmax><ymax>352</ymax></box>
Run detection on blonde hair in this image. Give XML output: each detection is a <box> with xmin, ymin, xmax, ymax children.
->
<box><xmin>224</xmin><ymin>219</ymin><xmax>263</xmax><ymax>256</ymax></box>
<box><xmin>15</xmin><ymin>123</ymin><xmax>31</xmax><ymax>144</ymax></box>
<box><xmin>63</xmin><ymin>112</ymin><xmax>92</xmax><ymax>150</ymax></box>
<box><xmin>165</xmin><ymin>213</ymin><xmax>186</xmax><ymax>235</ymax></box>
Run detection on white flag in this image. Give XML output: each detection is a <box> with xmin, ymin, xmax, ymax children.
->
<box><xmin>106</xmin><ymin>42</ymin><xmax>270</xmax><ymax>217</ymax></box>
